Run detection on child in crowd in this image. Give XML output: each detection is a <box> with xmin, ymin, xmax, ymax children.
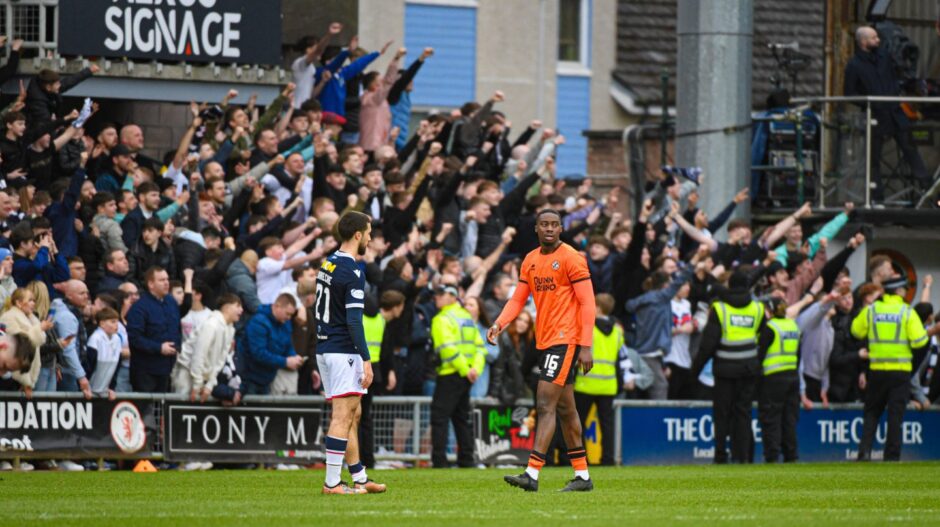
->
<box><xmin>87</xmin><ymin>307</ymin><xmax>123</xmax><ymax>398</ymax></box>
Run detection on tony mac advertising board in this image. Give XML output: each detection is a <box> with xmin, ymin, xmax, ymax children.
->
<box><xmin>620</xmin><ymin>404</ymin><xmax>940</xmax><ymax>465</ymax></box>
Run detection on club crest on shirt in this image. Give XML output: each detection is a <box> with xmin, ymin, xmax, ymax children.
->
<box><xmin>348</xmin><ymin>358</ymin><xmax>354</xmax><ymax>367</ymax></box>
<box><xmin>552</xmin><ymin>260</ymin><xmax>560</xmax><ymax>270</ymax></box>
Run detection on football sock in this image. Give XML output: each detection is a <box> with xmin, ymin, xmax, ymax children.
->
<box><xmin>568</xmin><ymin>447</ymin><xmax>590</xmax><ymax>480</ymax></box>
<box><xmin>525</xmin><ymin>451</ymin><xmax>546</xmax><ymax>480</ymax></box>
<box><xmin>348</xmin><ymin>461</ymin><xmax>367</xmax><ymax>484</ymax></box>
<box><xmin>325</xmin><ymin>436</ymin><xmax>348</xmax><ymax>487</ymax></box>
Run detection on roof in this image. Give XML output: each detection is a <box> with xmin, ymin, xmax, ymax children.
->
<box><xmin>613</xmin><ymin>0</ymin><xmax>825</xmax><ymax>112</ymax></box>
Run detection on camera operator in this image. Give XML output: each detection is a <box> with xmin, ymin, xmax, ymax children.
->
<box><xmin>844</xmin><ymin>26</ymin><xmax>930</xmax><ymax>204</ymax></box>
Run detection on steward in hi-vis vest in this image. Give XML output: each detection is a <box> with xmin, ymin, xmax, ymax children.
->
<box><xmin>756</xmin><ymin>299</ymin><xmax>801</xmax><ymax>463</ymax></box>
<box><xmin>358</xmin><ymin>290</ymin><xmax>405</xmax><ymax>469</ymax></box>
<box><xmin>693</xmin><ymin>271</ymin><xmax>766</xmax><ymax>464</ymax></box>
<box><xmin>429</xmin><ymin>284</ymin><xmax>486</xmax><ymax>468</ymax></box>
<box><xmin>851</xmin><ymin>275</ymin><xmax>928</xmax><ymax>461</ymax></box>
<box><xmin>574</xmin><ymin>294</ymin><xmax>623</xmax><ymax>466</ymax></box>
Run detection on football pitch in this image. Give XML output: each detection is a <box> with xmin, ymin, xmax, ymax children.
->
<box><xmin>3</xmin><ymin>462</ymin><xmax>939</xmax><ymax>526</ymax></box>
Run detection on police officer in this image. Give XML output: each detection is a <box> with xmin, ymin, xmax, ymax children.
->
<box><xmin>574</xmin><ymin>293</ymin><xmax>622</xmax><ymax>466</ymax></box>
<box><xmin>358</xmin><ymin>290</ymin><xmax>405</xmax><ymax>468</ymax></box>
<box><xmin>430</xmin><ymin>284</ymin><xmax>486</xmax><ymax>468</ymax></box>
<box><xmin>757</xmin><ymin>299</ymin><xmax>801</xmax><ymax>463</ymax></box>
<box><xmin>693</xmin><ymin>271</ymin><xmax>765</xmax><ymax>464</ymax></box>
<box><xmin>851</xmin><ymin>275</ymin><xmax>928</xmax><ymax>461</ymax></box>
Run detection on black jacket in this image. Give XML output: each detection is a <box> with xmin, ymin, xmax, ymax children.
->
<box><xmin>826</xmin><ymin>311</ymin><xmax>862</xmax><ymax>403</ymax></box>
<box><xmin>489</xmin><ymin>332</ymin><xmax>532</xmax><ymax>405</ymax></box>
<box><xmin>476</xmin><ymin>173</ymin><xmax>539</xmax><ymax>258</ymax></box>
<box><xmin>129</xmin><ymin>240</ymin><xmax>177</xmax><ymax>282</ymax></box>
<box><xmin>383</xmin><ymin>176</ymin><xmax>431</xmax><ymax>249</ymax></box>
<box><xmin>25</xmin><ymin>68</ymin><xmax>93</xmax><ymax>129</ymax></box>
<box><xmin>843</xmin><ymin>47</ymin><xmax>908</xmax><ymax>135</ymax></box>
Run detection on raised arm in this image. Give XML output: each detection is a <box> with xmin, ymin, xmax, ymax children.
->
<box><xmin>670</xmin><ymin>201</ymin><xmax>718</xmax><ymax>253</ymax></box>
<box><xmin>305</xmin><ymin>23</ymin><xmax>342</xmax><ymax>65</ymax></box>
<box><xmin>765</xmin><ymin>203</ymin><xmax>812</xmax><ymax>249</ymax></box>
<box><xmin>388</xmin><ymin>48</ymin><xmax>431</xmax><ymax>105</ymax></box>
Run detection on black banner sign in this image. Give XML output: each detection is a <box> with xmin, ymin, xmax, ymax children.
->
<box><xmin>0</xmin><ymin>396</ymin><xmax>158</xmax><ymax>458</ymax></box>
<box><xmin>57</xmin><ymin>0</ymin><xmax>282</xmax><ymax>65</ymax></box>
<box><xmin>473</xmin><ymin>403</ymin><xmax>537</xmax><ymax>465</ymax></box>
<box><xmin>164</xmin><ymin>402</ymin><xmax>323</xmax><ymax>463</ymax></box>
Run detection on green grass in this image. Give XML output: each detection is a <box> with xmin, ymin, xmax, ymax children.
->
<box><xmin>2</xmin><ymin>463</ymin><xmax>939</xmax><ymax>526</ymax></box>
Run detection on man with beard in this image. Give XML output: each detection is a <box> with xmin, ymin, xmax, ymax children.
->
<box><xmin>315</xmin><ymin>211</ymin><xmax>385</xmax><ymax>495</ymax></box>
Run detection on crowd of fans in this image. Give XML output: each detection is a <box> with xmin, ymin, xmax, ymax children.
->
<box><xmin>0</xmin><ymin>22</ymin><xmax>938</xmax><ymax>471</ymax></box>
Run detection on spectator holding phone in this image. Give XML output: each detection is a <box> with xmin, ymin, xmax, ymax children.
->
<box><xmin>49</xmin><ymin>279</ymin><xmax>92</xmax><ymax>398</ymax></box>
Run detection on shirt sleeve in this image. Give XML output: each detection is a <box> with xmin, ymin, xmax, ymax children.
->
<box><xmin>257</xmin><ymin>257</ymin><xmax>284</xmax><ymax>279</ymax></box>
<box><xmin>566</xmin><ymin>250</ymin><xmax>591</xmax><ymax>285</ymax></box>
<box><xmin>907</xmin><ymin>308</ymin><xmax>929</xmax><ymax>349</ymax></box>
<box><xmin>518</xmin><ymin>254</ymin><xmax>531</xmax><ymax>285</ymax></box>
<box><xmin>850</xmin><ymin>306</ymin><xmax>870</xmax><ymax>340</ymax></box>
<box><xmin>345</xmin><ymin>268</ymin><xmax>366</xmax><ymax>310</ymax></box>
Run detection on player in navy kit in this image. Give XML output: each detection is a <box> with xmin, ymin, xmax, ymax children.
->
<box><xmin>316</xmin><ymin>211</ymin><xmax>385</xmax><ymax>495</ymax></box>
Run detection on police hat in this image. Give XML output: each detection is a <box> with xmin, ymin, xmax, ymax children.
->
<box><xmin>433</xmin><ymin>284</ymin><xmax>459</xmax><ymax>297</ymax></box>
<box><xmin>882</xmin><ymin>275</ymin><xmax>908</xmax><ymax>292</ymax></box>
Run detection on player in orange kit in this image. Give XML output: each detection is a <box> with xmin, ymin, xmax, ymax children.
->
<box><xmin>488</xmin><ymin>208</ymin><xmax>596</xmax><ymax>492</ymax></box>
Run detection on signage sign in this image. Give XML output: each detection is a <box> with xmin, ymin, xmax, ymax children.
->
<box><xmin>0</xmin><ymin>396</ymin><xmax>158</xmax><ymax>458</ymax></box>
<box><xmin>164</xmin><ymin>402</ymin><xmax>323</xmax><ymax>463</ymax></box>
<box><xmin>57</xmin><ymin>0</ymin><xmax>282</xmax><ymax>65</ymax></box>
<box><xmin>620</xmin><ymin>405</ymin><xmax>940</xmax><ymax>465</ymax></box>
<box><xmin>473</xmin><ymin>403</ymin><xmax>537</xmax><ymax>465</ymax></box>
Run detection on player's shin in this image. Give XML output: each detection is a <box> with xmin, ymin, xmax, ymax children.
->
<box><xmin>345</xmin><ymin>419</ymin><xmax>368</xmax><ymax>484</ymax></box>
<box><xmin>324</xmin><ymin>435</ymin><xmax>348</xmax><ymax>487</ymax></box>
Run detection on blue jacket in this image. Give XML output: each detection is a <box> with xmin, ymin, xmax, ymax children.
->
<box><xmin>390</xmin><ymin>92</ymin><xmax>411</xmax><ymax>151</ymax></box>
<box><xmin>120</xmin><ymin>206</ymin><xmax>147</xmax><ymax>249</ymax></box>
<box><xmin>95</xmin><ymin>171</ymin><xmax>124</xmax><ymax>194</ymax></box>
<box><xmin>316</xmin><ymin>50</ymin><xmax>379</xmax><ymax>116</ymax></box>
<box><xmin>240</xmin><ymin>304</ymin><xmax>295</xmax><ymax>387</ymax></box>
<box><xmin>126</xmin><ymin>290</ymin><xmax>181</xmax><ymax>375</ymax></box>
<box><xmin>45</xmin><ymin>168</ymin><xmax>86</xmax><ymax>258</ymax></box>
<box><xmin>625</xmin><ymin>268</ymin><xmax>692</xmax><ymax>356</ymax></box>
<box><xmin>12</xmin><ymin>248</ymin><xmax>70</xmax><ymax>298</ymax></box>
<box><xmin>50</xmin><ymin>298</ymin><xmax>86</xmax><ymax>381</ymax></box>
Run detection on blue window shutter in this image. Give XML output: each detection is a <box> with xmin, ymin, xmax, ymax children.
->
<box><xmin>555</xmin><ymin>76</ymin><xmax>591</xmax><ymax>177</ymax></box>
<box><xmin>404</xmin><ymin>4</ymin><xmax>476</xmax><ymax>107</ymax></box>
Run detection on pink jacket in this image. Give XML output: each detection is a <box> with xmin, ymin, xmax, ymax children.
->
<box><xmin>358</xmin><ymin>56</ymin><xmax>401</xmax><ymax>152</ymax></box>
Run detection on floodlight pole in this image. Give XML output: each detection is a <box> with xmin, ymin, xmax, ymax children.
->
<box><xmin>676</xmin><ymin>0</ymin><xmax>754</xmax><ymax>223</ymax></box>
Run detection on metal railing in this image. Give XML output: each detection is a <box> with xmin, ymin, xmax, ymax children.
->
<box><xmin>791</xmin><ymin>95</ymin><xmax>940</xmax><ymax>209</ymax></box>
<box><xmin>3</xmin><ymin>392</ymin><xmax>935</xmax><ymax>467</ymax></box>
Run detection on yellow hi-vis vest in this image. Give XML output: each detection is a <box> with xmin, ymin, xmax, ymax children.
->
<box><xmin>431</xmin><ymin>303</ymin><xmax>486</xmax><ymax>377</ymax></box>
<box><xmin>362</xmin><ymin>313</ymin><xmax>385</xmax><ymax>363</ymax></box>
<box><xmin>575</xmin><ymin>323</ymin><xmax>623</xmax><ymax>396</ymax></box>
<box><xmin>851</xmin><ymin>295</ymin><xmax>928</xmax><ymax>372</ymax></box>
<box><xmin>713</xmin><ymin>300</ymin><xmax>764</xmax><ymax>360</ymax></box>
<box><xmin>763</xmin><ymin>317</ymin><xmax>799</xmax><ymax>376</ymax></box>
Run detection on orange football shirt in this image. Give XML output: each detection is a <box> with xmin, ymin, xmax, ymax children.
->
<box><xmin>519</xmin><ymin>242</ymin><xmax>592</xmax><ymax>349</ymax></box>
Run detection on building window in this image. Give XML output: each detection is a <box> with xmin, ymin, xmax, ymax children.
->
<box><xmin>558</xmin><ymin>0</ymin><xmax>588</xmax><ymax>67</ymax></box>
<box><xmin>2</xmin><ymin>1</ymin><xmax>58</xmax><ymax>56</ymax></box>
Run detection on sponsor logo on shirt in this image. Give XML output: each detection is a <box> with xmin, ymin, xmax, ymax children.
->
<box><xmin>533</xmin><ymin>276</ymin><xmax>557</xmax><ymax>292</ymax></box>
